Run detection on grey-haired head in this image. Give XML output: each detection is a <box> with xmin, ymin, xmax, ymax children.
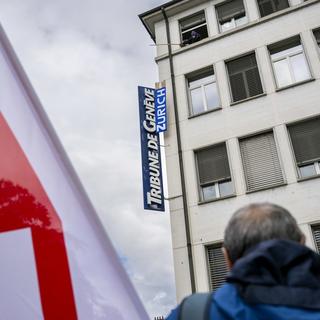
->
<box><xmin>223</xmin><ymin>203</ymin><xmax>304</xmax><ymax>264</ymax></box>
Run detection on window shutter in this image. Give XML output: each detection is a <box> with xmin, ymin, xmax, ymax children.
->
<box><xmin>216</xmin><ymin>0</ymin><xmax>245</xmax><ymax>23</ymax></box>
<box><xmin>312</xmin><ymin>225</ymin><xmax>320</xmax><ymax>253</ymax></box>
<box><xmin>227</xmin><ymin>53</ymin><xmax>262</xmax><ymax>101</ymax></box>
<box><xmin>288</xmin><ymin>118</ymin><xmax>320</xmax><ymax>165</ymax></box>
<box><xmin>240</xmin><ymin>132</ymin><xmax>284</xmax><ymax>191</ymax></box>
<box><xmin>245</xmin><ymin>67</ymin><xmax>263</xmax><ymax>97</ymax></box>
<box><xmin>197</xmin><ymin>144</ymin><xmax>231</xmax><ymax>185</ymax></box>
<box><xmin>313</xmin><ymin>29</ymin><xmax>320</xmax><ymax>47</ymax></box>
<box><xmin>207</xmin><ymin>245</ymin><xmax>228</xmax><ymax>291</ymax></box>
<box><xmin>259</xmin><ymin>0</ymin><xmax>274</xmax><ymax>17</ymax></box>
<box><xmin>258</xmin><ymin>0</ymin><xmax>289</xmax><ymax>17</ymax></box>
<box><xmin>180</xmin><ymin>12</ymin><xmax>206</xmax><ymax>31</ymax></box>
<box><xmin>229</xmin><ymin>73</ymin><xmax>247</xmax><ymax>101</ymax></box>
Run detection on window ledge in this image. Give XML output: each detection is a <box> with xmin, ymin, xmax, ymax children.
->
<box><xmin>245</xmin><ymin>182</ymin><xmax>287</xmax><ymax>194</ymax></box>
<box><xmin>188</xmin><ymin>107</ymin><xmax>222</xmax><ymax>119</ymax></box>
<box><xmin>297</xmin><ymin>174</ymin><xmax>320</xmax><ymax>183</ymax></box>
<box><xmin>230</xmin><ymin>93</ymin><xmax>266</xmax><ymax>106</ymax></box>
<box><xmin>275</xmin><ymin>78</ymin><xmax>315</xmax><ymax>92</ymax></box>
<box><xmin>198</xmin><ymin>194</ymin><xmax>236</xmax><ymax>205</ymax></box>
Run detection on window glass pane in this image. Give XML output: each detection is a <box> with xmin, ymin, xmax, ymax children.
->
<box><xmin>190</xmin><ymin>87</ymin><xmax>204</xmax><ymax>114</ymax></box>
<box><xmin>273</xmin><ymin>59</ymin><xmax>292</xmax><ymax>87</ymax></box>
<box><xmin>299</xmin><ymin>164</ymin><xmax>317</xmax><ymax>178</ymax></box>
<box><xmin>189</xmin><ymin>75</ymin><xmax>213</xmax><ymax>88</ymax></box>
<box><xmin>221</xmin><ymin>19</ymin><xmax>235</xmax><ymax>32</ymax></box>
<box><xmin>202</xmin><ymin>185</ymin><xmax>217</xmax><ymax>200</ymax></box>
<box><xmin>205</xmin><ymin>82</ymin><xmax>219</xmax><ymax>109</ymax></box>
<box><xmin>291</xmin><ymin>53</ymin><xmax>311</xmax><ymax>82</ymax></box>
<box><xmin>219</xmin><ymin>180</ymin><xmax>233</xmax><ymax>197</ymax></box>
<box><xmin>235</xmin><ymin>15</ymin><xmax>248</xmax><ymax>27</ymax></box>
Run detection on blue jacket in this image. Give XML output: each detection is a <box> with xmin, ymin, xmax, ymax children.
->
<box><xmin>166</xmin><ymin>240</ymin><xmax>320</xmax><ymax>320</ymax></box>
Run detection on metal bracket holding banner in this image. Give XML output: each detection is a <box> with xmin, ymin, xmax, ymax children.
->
<box><xmin>138</xmin><ymin>86</ymin><xmax>165</xmax><ymax>212</ymax></box>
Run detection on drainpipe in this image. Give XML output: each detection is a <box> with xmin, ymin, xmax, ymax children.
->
<box><xmin>161</xmin><ymin>7</ymin><xmax>196</xmax><ymax>294</ymax></box>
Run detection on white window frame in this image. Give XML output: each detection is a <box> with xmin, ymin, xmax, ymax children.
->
<box><xmin>271</xmin><ymin>43</ymin><xmax>310</xmax><ymax>88</ymax></box>
<box><xmin>188</xmin><ymin>73</ymin><xmax>219</xmax><ymax>115</ymax></box>
<box><xmin>200</xmin><ymin>179</ymin><xmax>232</xmax><ymax>200</ymax></box>
<box><xmin>220</xmin><ymin>15</ymin><xmax>247</xmax><ymax>32</ymax></box>
<box><xmin>299</xmin><ymin>161</ymin><xmax>320</xmax><ymax>178</ymax></box>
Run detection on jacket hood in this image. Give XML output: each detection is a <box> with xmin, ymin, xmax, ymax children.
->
<box><xmin>227</xmin><ymin>239</ymin><xmax>320</xmax><ymax>310</ymax></box>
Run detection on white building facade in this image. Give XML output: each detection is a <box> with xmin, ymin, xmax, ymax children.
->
<box><xmin>140</xmin><ymin>0</ymin><xmax>320</xmax><ymax>303</ymax></box>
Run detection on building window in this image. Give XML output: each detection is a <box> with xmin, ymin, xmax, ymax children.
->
<box><xmin>207</xmin><ymin>244</ymin><xmax>228</xmax><ymax>291</ymax></box>
<box><xmin>313</xmin><ymin>29</ymin><xmax>320</xmax><ymax>48</ymax></box>
<box><xmin>240</xmin><ymin>131</ymin><xmax>284</xmax><ymax>192</ymax></box>
<box><xmin>269</xmin><ymin>36</ymin><xmax>311</xmax><ymax>88</ymax></box>
<box><xmin>227</xmin><ymin>53</ymin><xmax>263</xmax><ymax>102</ymax></box>
<box><xmin>196</xmin><ymin>143</ymin><xmax>233</xmax><ymax>201</ymax></box>
<box><xmin>257</xmin><ymin>0</ymin><xmax>289</xmax><ymax>18</ymax></box>
<box><xmin>180</xmin><ymin>11</ymin><xmax>208</xmax><ymax>46</ymax></box>
<box><xmin>288</xmin><ymin>117</ymin><xmax>320</xmax><ymax>179</ymax></box>
<box><xmin>187</xmin><ymin>68</ymin><xmax>220</xmax><ymax>115</ymax></box>
<box><xmin>216</xmin><ymin>0</ymin><xmax>248</xmax><ymax>33</ymax></box>
<box><xmin>312</xmin><ymin>225</ymin><xmax>320</xmax><ymax>253</ymax></box>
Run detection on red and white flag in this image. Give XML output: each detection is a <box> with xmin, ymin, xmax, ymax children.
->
<box><xmin>0</xmin><ymin>25</ymin><xmax>148</xmax><ymax>320</ymax></box>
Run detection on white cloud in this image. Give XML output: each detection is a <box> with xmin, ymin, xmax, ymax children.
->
<box><xmin>0</xmin><ymin>0</ymin><xmax>176</xmax><ymax>318</ymax></box>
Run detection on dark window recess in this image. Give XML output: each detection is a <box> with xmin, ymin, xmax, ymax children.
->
<box><xmin>312</xmin><ymin>225</ymin><xmax>320</xmax><ymax>253</ymax></box>
<box><xmin>288</xmin><ymin>117</ymin><xmax>320</xmax><ymax>166</ymax></box>
<box><xmin>207</xmin><ymin>245</ymin><xmax>228</xmax><ymax>291</ymax></box>
<box><xmin>227</xmin><ymin>53</ymin><xmax>263</xmax><ymax>102</ymax></box>
<box><xmin>257</xmin><ymin>0</ymin><xmax>289</xmax><ymax>17</ymax></box>
<box><xmin>180</xmin><ymin>11</ymin><xmax>208</xmax><ymax>46</ymax></box>
<box><xmin>314</xmin><ymin>29</ymin><xmax>320</xmax><ymax>47</ymax></box>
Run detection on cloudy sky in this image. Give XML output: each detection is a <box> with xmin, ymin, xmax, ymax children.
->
<box><xmin>0</xmin><ymin>0</ymin><xmax>175</xmax><ymax>318</ymax></box>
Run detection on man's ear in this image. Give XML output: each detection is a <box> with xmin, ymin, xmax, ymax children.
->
<box><xmin>300</xmin><ymin>234</ymin><xmax>306</xmax><ymax>245</ymax></box>
<box><xmin>222</xmin><ymin>247</ymin><xmax>233</xmax><ymax>270</ymax></box>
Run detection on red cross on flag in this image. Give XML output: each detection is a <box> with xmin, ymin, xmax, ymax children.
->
<box><xmin>0</xmin><ymin>25</ymin><xmax>148</xmax><ymax>320</ymax></box>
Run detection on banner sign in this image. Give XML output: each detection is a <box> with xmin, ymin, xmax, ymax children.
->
<box><xmin>138</xmin><ymin>86</ymin><xmax>165</xmax><ymax>212</ymax></box>
<box><xmin>155</xmin><ymin>87</ymin><xmax>167</xmax><ymax>133</ymax></box>
<box><xmin>0</xmin><ymin>25</ymin><xmax>149</xmax><ymax>320</ymax></box>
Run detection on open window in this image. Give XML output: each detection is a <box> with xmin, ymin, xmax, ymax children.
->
<box><xmin>216</xmin><ymin>0</ymin><xmax>247</xmax><ymax>33</ymax></box>
<box><xmin>269</xmin><ymin>36</ymin><xmax>311</xmax><ymax>88</ymax></box>
<box><xmin>180</xmin><ymin>11</ymin><xmax>208</xmax><ymax>46</ymax></box>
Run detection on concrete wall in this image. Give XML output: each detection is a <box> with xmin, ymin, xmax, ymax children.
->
<box><xmin>154</xmin><ymin>0</ymin><xmax>320</xmax><ymax>302</ymax></box>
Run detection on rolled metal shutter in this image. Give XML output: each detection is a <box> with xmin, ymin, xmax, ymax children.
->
<box><xmin>312</xmin><ymin>225</ymin><xmax>320</xmax><ymax>253</ymax></box>
<box><xmin>240</xmin><ymin>132</ymin><xmax>284</xmax><ymax>191</ymax></box>
<box><xmin>207</xmin><ymin>245</ymin><xmax>228</xmax><ymax>291</ymax></box>
<box><xmin>288</xmin><ymin>117</ymin><xmax>320</xmax><ymax>165</ymax></box>
<box><xmin>197</xmin><ymin>143</ymin><xmax>231</xmax><ymax>185</ymax></box>
<box><xmin>227</xmin><ymin>53</ymin><xmax>263</xmax><ymax>102</ymax></box>
<box><xmin>314</xmin><ymin>29</ymin><xmax>320</xmax><ymax>47</ymax></box>
<box><xmin>216</xmin><ymin>0</ymin><xmax>245</xmax><ymax>24</ymax></box>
